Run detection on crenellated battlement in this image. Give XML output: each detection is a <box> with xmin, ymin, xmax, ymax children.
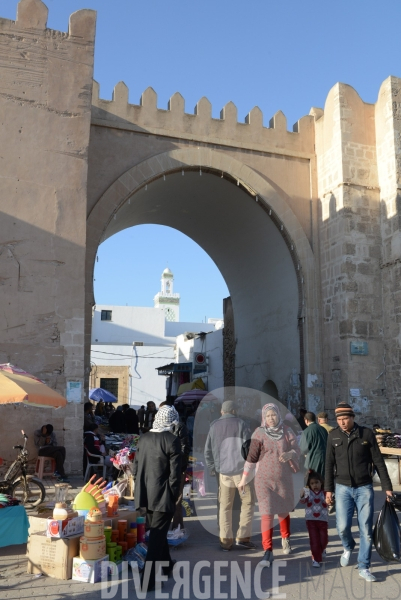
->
<box><xmin>91</xmin><ymin>81</ymin><xmax>316</xmax><ymax>158</ymax></box>
<box><xmin>0</xmin><ymin>0</ymin><xmax>95</xmax><ymax>40</ymax></box>
<box><xmin>0</xmin><ymin>0</ymin><xmax>96</xmax><ymax>117</ymax></box>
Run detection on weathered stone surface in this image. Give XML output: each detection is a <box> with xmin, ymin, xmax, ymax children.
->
<box><xmin>0</xmin><ymin>2</ymin><xmax>95</xmax><ymax>473</ymax></box>
<box><xmin>1</xmin><ymin>1</ymin><xmax>401</xmax><ymax>474</ymax></box>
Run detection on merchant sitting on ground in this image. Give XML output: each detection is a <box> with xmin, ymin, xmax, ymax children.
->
<box><xmin>34</xmin><ymin>424</ymin><xmax>69</xmax><ymax>482</ymax></box>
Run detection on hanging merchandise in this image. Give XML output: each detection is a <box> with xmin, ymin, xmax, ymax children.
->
<box><xmin>373</xmin><ymin>499</ymin><xmax>401</xmax><ymax>562</ymax></box>
<box><xmin>110</xmin><ymin>435</ymin><xmax>140</xmax><ymax>471</ymax></box>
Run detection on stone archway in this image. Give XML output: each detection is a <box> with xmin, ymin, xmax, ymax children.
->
<box><xmin>86</xmin><ymin>148</ymin><xmax>320</xmax><ymax>407</ymax></box>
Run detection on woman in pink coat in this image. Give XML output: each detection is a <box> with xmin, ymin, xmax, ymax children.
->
<box><xmin>238</xmin><ymin>403</ymin><xmax>300</xmax><ymax>566</ymax></box>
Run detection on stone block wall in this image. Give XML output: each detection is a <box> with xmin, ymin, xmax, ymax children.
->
<box><xmin>316</xmin><ymin>80</ymin><xmax>401</xmax><ymax>425</ymax></box>
<box><xmin>376</xmin><ymin>77</ymin><xmax>401</xmax><ymax>428</ymax></box>
<box><xmin>0</xmin><ymin>0</ymin><xmax>400</xmax><ymax>454</ymax></box>
<box><xmin>0</xmin><ymin>0</ymin><xmax>96</xmax><ymax>473</ymax></box>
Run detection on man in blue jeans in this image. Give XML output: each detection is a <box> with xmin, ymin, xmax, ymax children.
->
<box><xmin>325</xmin><ymin>403</ymin><xmax>393</xmax><ymax>582</ymax></box>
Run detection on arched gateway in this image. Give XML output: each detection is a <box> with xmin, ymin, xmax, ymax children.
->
<box><xmin>1</xmin><ymin>1</ymin><xmax>400</xmax><ymax>473</ymax></box>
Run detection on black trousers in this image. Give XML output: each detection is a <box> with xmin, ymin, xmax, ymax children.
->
<box><xmin>143</xmin><ymin>510</ymin><xmax>174</xmax><ymax>589</ymax></box>
<box><xmin>38</xmin><ymin>446</ymin><xmax>66</xmax><ymax>477</ymax></box>
<box><xmin>172</xmin><ymin>472</ymin><xmax>186</xmax><ymax>530</ymax></box>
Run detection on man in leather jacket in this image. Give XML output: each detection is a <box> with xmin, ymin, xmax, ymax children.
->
<box><xmin>325</xmin><ymin>402</ymin><xmax>392</xmax><ymax>582</ymax></box>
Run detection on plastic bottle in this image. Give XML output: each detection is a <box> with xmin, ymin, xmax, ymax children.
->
<box><xmin>53</xmin><ymin>502</ymin><xmax>68</xmax><ymax>520</ymax></box>
<box><xmin>136</xmin><ymin>517</ymin><xmax>146</xmax><ymax>543</ymax></box>
<box><xmin>130</xmin><ymin>522</ymin><xmax>137</xmax><ymax>546</ymax></box>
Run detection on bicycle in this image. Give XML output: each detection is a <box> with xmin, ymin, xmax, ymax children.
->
<box><xmin>0</xmin><ymin>430</ymin><xmax>46</xmax><ymax>508</ymax></box>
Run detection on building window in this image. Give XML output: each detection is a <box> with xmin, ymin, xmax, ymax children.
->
<box><xmin>100</xmin><ymin>378</ymin><xmax>118</xmax><ymax>398</ymax></box>
<box><xmin>101</xmin><ymin>310</ymin><xmax>112</xmax><ymax>321</ymax></box>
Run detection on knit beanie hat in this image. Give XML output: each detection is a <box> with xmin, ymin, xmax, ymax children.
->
<box><xmin>335</xmin><ymin>403</ymin><xmax>355</xmax><ymax>418</ymax></box>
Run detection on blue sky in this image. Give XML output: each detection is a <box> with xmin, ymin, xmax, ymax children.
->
<box><xmin>3</xmin><ymin>0</ymin><xmax>400</xmax><ymax>320</ymax></box>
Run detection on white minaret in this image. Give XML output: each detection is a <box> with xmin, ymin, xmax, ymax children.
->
<box><xmin>154</xmin><ymin>268</ymin><xmax>180</xmax><ymax>322</ymax></box>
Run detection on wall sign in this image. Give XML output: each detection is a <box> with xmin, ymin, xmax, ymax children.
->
<box><xmin>350</xmin><ymin>341</ymin><xmax>368</xmax><ymax>356</ymax></box>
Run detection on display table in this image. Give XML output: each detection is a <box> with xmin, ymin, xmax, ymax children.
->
<box><xmin>0</xmin><ymin>505</ymin><xmax>30</xmax><ymax>547</ymax></box>
<box><xmin>380</xmin><ymin>447</ymin><xmax>401</xmax><ymax>484</ymax></box>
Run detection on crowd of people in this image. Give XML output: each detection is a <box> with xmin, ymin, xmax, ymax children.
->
<box><xmin>206</xmin><ymin>401</ymin><xmax>392</xmax><ymax>583</ymax></box>
<box><xmin>33</xmin><ymin>395</ymin><xmax>394</xmax><ymax>590</ymax></box>
<box><xmin>132</xmin><ymin>398</ymin><xmax>394</xmax><ymax>589</ymax></box>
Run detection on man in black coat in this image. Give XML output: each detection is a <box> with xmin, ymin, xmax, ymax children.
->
<box><xmin>141</xmin><ymin>401</ymin><xmax>158</xmax><ymax>433</ymax></box>
<box><xmin>159</xmin><ymin>399</ymin><xmax>191</xmax><ymax>529</ymax></box>
<box><xmin>124</xmin><ymin>406</ymin><xmax>139</xmax><ymax>434</ymax></box>
<box><xmin>108</xmin><ymin>406</ymin><xmax>125</xmax><ymax>433</ymax></box>
<box><xmin>133</xmin><ymin>405</ymin><xmax>181</xmax><ymax>592</ymax></box>
<box><xmin>325</xmin><ymin>402</ymin><xmax>392</xmax><ymax>582</ymax></box>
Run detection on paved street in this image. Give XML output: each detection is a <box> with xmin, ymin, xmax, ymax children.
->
<box><xmin>1</xmin><ymin>480</ymin><xmax>401</xmax><ymax>599</ymax></box>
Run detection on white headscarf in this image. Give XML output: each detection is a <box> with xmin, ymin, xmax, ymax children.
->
<box><xmin>150</xmin><ymin>405</ymin><xmax>179</xmax><ymax>432</ymax></box>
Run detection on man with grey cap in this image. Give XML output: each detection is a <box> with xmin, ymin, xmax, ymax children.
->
<box><xmin>204</xmin><ymin>400</ymin><xmax>255</xmax><ymax>551</ymax></box>
<box><xmin>325</xmin><ymin>402</ymin><xmax>393</xmax><ymax>582</ymax></box>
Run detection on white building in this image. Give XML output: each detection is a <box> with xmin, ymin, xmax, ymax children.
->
<box><xmin>154</xmin><ymin>268</ymin><xmax>180</xmax><ymax>322</ymax></box>
<box><xmin>174</xmin><ymin>325</ymin><xmax>224</xmax><ymax>395</ymax></box>
<box><xmin>90</xmin><ymin>270</ymin><xmax>222</xmax><ymax>407</ymax></box>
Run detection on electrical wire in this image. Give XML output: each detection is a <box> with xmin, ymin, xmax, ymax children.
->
<box><xmin>91</xmin><ymin>348</ymin><xmax>175</xmax><ymax>359</ymax></box>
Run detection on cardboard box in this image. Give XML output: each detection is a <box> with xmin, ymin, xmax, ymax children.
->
<box><xmin>72</xmin><ymin>555</ymin><xmax>109</xmax><ymax>583</ymax></box>
<box><xmin>29</xmin><ymin>515</ymin><xmax>49</xmax><ymax>535</ymax></box>
<box><xmin>47</xmin><ymin>516</ymin><xmax>84</xmax><ymax>538</ymax></box>
<box><xmin>108</xmin><ymin>560</ymin><xmax>124</xmax><ymax>578</ymax></box>
<box><xmin>27</xmin><ymin>532</ymin><xmax>80</xmax><ymax>580</ymax></box>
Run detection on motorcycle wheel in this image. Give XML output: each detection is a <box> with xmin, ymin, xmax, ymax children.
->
<box><xmin>12</xmin><ymin>476</ymin><xmax>46</xmax><ymax>508</ymax></box>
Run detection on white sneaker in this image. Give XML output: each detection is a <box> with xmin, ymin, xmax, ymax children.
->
<box><xmin>322</xmin><ymin>549</ymin><xmax>327</xmax><ymax>557</ymax></box>
<box><xmin>282</xmin><ymin>538</ymin><xmax>292</xmax><ymax>554</ymax></box>
<box><xmin>359</xmin><ymin>569</ymin><xmax>377</xmax><ymax>582</ymax></box>
<box><xmin>340</xmin><ymin>549</ymin><xmax>351</xmax><ymax>567</ymax></box>
<box><xmin>312</xmin><ymin>560</ymin><xmax>320</xmax><ymax>568</ymax></box>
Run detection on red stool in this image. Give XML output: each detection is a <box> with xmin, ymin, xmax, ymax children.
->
<box><xmin>34</xmin><ymin>456</ymin><xmax>57</xmax><ymax>478</ymax></box>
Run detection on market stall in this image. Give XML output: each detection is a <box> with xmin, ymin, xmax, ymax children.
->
<box><xmin>109</xmin><ymin>435</ymin><xmax>140</xmax><ymax>498</ymax></box>
<box><xmin>375</xmin><ymin>427</ymin><xmax>401</xmax><ymax>485</ymax></box>
<box><xmin>379</xmin><ymin>447</ymin><xmax>401</xmax><ymax>485</ymax></box>
<box><xmin>0</xmin><ymin>504</ymin><xmax>29</xmax><ymax>547</ymax></box>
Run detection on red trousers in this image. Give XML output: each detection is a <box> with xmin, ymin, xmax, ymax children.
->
<box><xmin>261</xmin><ymin>514</ymin><xmax>291</xmax><ymax>551</ymax></box>
<box><xmin>306</xmin><ymin>520</ymin><xmax>328</xmax><ymax>562</ymax></box>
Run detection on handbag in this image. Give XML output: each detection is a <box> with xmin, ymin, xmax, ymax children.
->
<box><xmin>284</xmin><ymin>429</ymin><xmax>300</xmax><ymax>473</ymax></box>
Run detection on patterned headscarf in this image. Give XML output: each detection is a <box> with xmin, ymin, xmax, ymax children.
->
<box><xmin>150</xmin><ymin>405</ymin><xmax>179</xmax><ymax>432</ymax></box>
<box><xmin>261</xmin><ymin>403</ymin><xmax>284</xmax><ymax>440</ymax></box>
